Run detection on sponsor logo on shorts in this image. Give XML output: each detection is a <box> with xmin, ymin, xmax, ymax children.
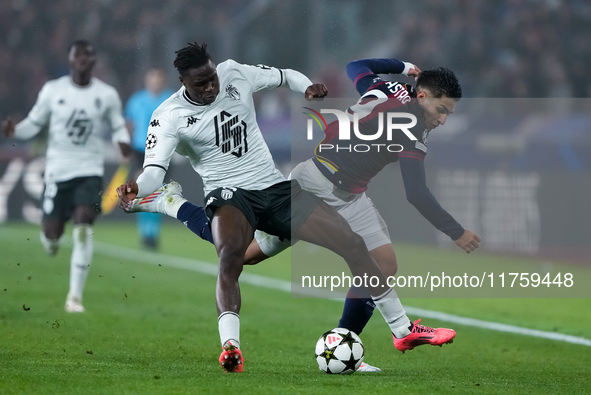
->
<box><xmin>221</xmin><ymin>189</ymin><xmax>234</xmax><ymax>200</ymax></box>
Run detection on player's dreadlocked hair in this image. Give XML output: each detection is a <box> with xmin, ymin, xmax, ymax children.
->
<box><xmin>173</xmin><ymin>42</ymin><xmax>212</xmax><ymax>76</ymax></box>
<box><xmin>416</xmin><ymin>67</ymin><xmax>462</xmax><ymax>101</ymax></box>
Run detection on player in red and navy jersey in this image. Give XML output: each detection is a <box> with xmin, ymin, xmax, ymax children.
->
<box><xmin>251</xmin><ymin>59</ymin><xmax>481</xmax><ymax>369</ymax></box>
<box><xmin>300</xmin><ymin>58</ymin><xmax>482</xmax><ymax>361</ymax></box>
<box><xmin>315</xmin><ymin>58</ymin><xmax>473</xmax><ymax>241</ymax></box>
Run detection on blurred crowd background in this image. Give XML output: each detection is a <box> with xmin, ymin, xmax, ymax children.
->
<box><xmin>2</xmin><ymin>0</ymin><xmax>591</xmax><ymax>119</ymax></box>
<box><xmin>1</xmin><ymin>0</ymin><xmax>590</xmax><ymax>257</ymax></box>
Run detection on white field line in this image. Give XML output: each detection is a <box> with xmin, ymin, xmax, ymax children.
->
<box><xmin>2</xmin><ymin>227</ymin><xmax>590</xmax><ymax>347</ymax></box>
<box><xmin>92</xmin><ymin>240</ymin><xmax>591</xmax><ymax>347</ymax></box>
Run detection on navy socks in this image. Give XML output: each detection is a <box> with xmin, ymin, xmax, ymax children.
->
<box><xmin>176</xmin><ymin>202</ymin><xmax>214</xmax><ymax>244</ymax></box>
<box><xmin>337</xmin><ymin>286</ymin><xmax>376</xmax><ymax>335</ymax></box>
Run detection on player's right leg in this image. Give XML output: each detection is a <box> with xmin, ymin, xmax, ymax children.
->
<box><xmin>337</xmin><ymin>236</ymin><xmax>455</xmax><ymax>352</ymax></box>
<box><xmin>210</xmin><ymin>204</ymin><xmax>254</xmax><ymax>373</ymax></box>
<box><xmin>293</xmin><ymin>200</ymin><xmax>416</xmax><ymax>343</ymax></box>
<box><xmin>40</xmin><ymin>182</ymin><xmax>65</xmax><ymax>256</ymax></box>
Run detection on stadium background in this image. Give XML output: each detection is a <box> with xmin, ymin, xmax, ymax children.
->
<box><xmin>1</xmin><ymin>0</ymin><xmax>590</xmax><ymax>263</ymax></box>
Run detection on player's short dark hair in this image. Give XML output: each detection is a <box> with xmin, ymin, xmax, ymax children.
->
<box><xmin>174</xmin><ymin>42</ymin><xmax>212</xmax><ymax>76</ymax></box>
<box><xmin>416</xmin><ymin>67</ymin><xmax>462</xmax><ymax>101</ymax></box>
<box><xmin>68</xmin><ymin>39</ymin><xmax>94</xmax><ymax>53</ymax></box>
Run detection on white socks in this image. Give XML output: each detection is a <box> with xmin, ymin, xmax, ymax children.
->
<box><xmin>67</xmin><ymin>224</ymin><xmax>93</xmax><ymax>302</ymax></box>
<box><xmin>165</xmin><ymin>195</ymin><xmax>187</xmax><ymax>218</ymax></box>
<box><xmin>218</xmin><ymin>312</ymin><xmax>240</xmax><ymax>349</ymax></box>
<box><xmin>372</xmin><ymin>288</ymin><xmax>412</xmax><ymax>338</ymax></box>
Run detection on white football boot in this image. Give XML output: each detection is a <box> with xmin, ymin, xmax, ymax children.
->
<box><xmin>65</xmin><ymin>297</ymin><xmax>85</xmax><ymax>313</ymax></box>
<box><xmin>357</xmin><ymin>361</ymin><xmax>382</xmax><ymax>372</ymax></box>
<box><xmin>126</xmin><ymin>181</ymin><xmax>186</xmax><ymax>216</ymax></box>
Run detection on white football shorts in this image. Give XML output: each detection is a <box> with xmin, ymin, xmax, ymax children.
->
<box><xmin>254</xmin><ymin>158</ymin><xmax>391</xmax><ymax>257</ymax></box>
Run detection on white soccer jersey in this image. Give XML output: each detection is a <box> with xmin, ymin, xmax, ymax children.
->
<box><xmin>144</xmin><ymin>59</ymin><xmax>288</xmax><ymax>195</ymax></box>
<box><xmin>23</xmin><ymin>76</ymin><xmax>127</xmax><ymax>183</ymax></box>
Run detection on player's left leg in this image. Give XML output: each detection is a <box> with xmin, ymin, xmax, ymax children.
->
<box><xmin>63</xmin><ymin>176</ymin><xmax>102</xmax><ymax>313</ymax></box>
<box><xmin>66</xmin><ymin>204</ymin><xmax>98</xmax><ymax>313</ymax></box>
<box><xmin>127</xmin><ymin>181</ymin><xmax>213</xmax><ymax>243</ymax></box>
<box><xmin>339</xmin><ymin>243</ymin><xmax>398</xmax><ymax>335</ymax></box>
<box><xmin>243</xmin><ymin>230</ymin><xmax>290</xmax><ymax>265</ymax></box>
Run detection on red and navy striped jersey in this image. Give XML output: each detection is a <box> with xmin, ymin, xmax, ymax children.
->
<box><xmin>314</xmin><ymin>77</ymin><xmax>430</xmax><ymax>194</ymax></box>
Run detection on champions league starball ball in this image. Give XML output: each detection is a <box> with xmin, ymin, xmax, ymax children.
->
<box><xmin>315</xmin><ymin>328</ymin><xmax>364</xmax><ymax>374</ymax></box>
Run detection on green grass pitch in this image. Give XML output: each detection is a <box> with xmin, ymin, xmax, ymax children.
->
<box><xmin>1</xmin><ymin>221</ymin><xmax>590</xmax><ymax>394</ymax></box>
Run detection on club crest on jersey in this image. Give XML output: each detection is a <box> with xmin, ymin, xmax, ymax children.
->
<box><xmin>226</xmin><ymin>84</ymin><xmax>240</xmax><ymax>100</ymax></box>
<box><xmin>150</xmin><ymin>119</ymin><xmax>160</xmax><ymax>127</ymax></box>
<box><xmin>214</xmin><ymin>110</ymin><xmax>248</xmax><ymax>158</ymax></box>
<box><xmin>422</xmin><ymin>129</ymin><xmax>429</xmax><ymax>145</ymax></box>
<box><xmin>221</xmin><ymin>188</ymin><xmax>236</xmax><ymax>200</ymax></box>
<box><xmin>95</xmin><ymin>98</ymin><xmax>102</xmax><ymax>109</ymax></box>
<box><xmin>415</xmin><ymin>129</ymin><xmax>429</xmax><ymax>153</ymax></box>
<box><xmin>146</xmin><ymin>133</ymin><xmax>157</xmax><ymax>150</ymax></box>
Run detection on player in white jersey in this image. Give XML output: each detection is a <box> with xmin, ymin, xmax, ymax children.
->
<box><xmin>2</xmin><ymin>40</ymin><xmax>131</xmax><ymax>313</ymax></box>
<box><xmin>117</xmin><ymin>42</ymin><xmax>433</xmax><ymax>373</ymax></box>
<box><xmin>142</xmin><ymin>59</ymin><xmax>288</xmax><ymax>196</ymax></box>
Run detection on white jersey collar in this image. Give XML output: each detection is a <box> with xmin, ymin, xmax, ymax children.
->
<box><xmin>69</xmin><ymin>76</ymin><xmax>93</xmax><ymax>89</ymax></box>
<box><xmin>182</xmin><ymin>88</ymin><xmax>212</xmax><ymax>107</ymax></box>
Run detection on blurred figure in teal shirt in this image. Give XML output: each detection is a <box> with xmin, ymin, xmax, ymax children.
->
<box><xmin>125</xmin><ymin>68</ymin><xmax>173</xmax><ymax>249</ymax></box>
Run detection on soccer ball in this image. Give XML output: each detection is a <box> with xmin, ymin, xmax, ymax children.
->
<box><xmin>315</xmin><ymin>328</ymin><xmax>364</xmax><ymax>374</ymax></box>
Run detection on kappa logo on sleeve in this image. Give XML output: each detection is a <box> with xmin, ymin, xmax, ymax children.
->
<box><xmin>146</xmin><ymin>133</ymin><xmax>157</xmax><ymax>150</ymax></box>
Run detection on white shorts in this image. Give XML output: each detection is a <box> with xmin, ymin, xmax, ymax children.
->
<box><xmin>255</xmin><ymin>158</ymin><xmax>391</xmax><ymax>256</ymax></box>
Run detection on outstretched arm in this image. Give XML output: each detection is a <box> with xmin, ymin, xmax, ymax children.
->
<box><xmin>2</xmin><ymin>117</ymin><xmax>43</xmax><ymax>139</ymax></box>
<box><xmin>346</xmin><ymin>58</ymin><xmax>420</xmax><ymax>95</ymax></box>
<box><xmin>399</xmin><ymin>156</ymin><xmax>480</xmax><ymax>253</ymax></box>
<box><xmin>282</xmin><ymin>68</ymin><xmax>328</xmax><ymax>99</ymax></box>
<box><xmin>1</xmin><ymin>118</ymin><xmax>15</xmax><ymax>138</ymax></box>
<box><xmin>116</xmin><ymin>165</ymin><xmax>166</xmax><ymax>211</ymax></box>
